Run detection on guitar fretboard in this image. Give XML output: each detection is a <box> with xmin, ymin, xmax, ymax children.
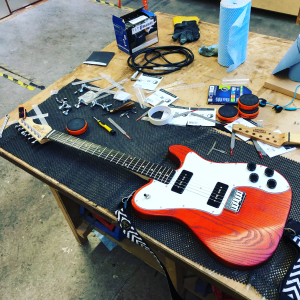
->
<box><xmin>47</xmin><ymin>130</ymin><xmax>175</xmax><ymax>184</ymax></box>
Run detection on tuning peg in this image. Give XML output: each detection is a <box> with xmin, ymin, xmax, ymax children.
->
<box><xmin>18</xmin><ymin>127</ymin><xmax>23</xmax><ymax>131</ymax></box>
<box><xmin>28</xmin><ymin>136</ymin><xmax>35</xmax><ymax>141</ymax></box>
<box><xmin>31</xmin><ymin>140</ymin><xmax>38</xmax><ymax>144</ymax></box>
<box><xmin>21</xmin><ymin>131</ymin><xmax>27</xmax><ymax>136</ymax></box>
<box><xmin>15</xmin><ymin>125</ymin><xmax>21</xmax><ymax>129</ymax></box>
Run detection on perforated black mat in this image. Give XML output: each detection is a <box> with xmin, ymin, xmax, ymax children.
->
<box><xmin>1</xmin><ymin>80</ymin><xmax>299</xmax><ymax>300</ymax></box>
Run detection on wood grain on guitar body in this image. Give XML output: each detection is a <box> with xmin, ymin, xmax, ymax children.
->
<box><xmin>19</xmin><ymin>118</ymin><xmax>293</xmax><ymax>270</ymax></box>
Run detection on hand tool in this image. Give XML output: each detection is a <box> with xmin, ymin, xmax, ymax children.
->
<box><xmin>207</xmin><ymin>141</ymin><xmax>226</xmax><ymax>155</ymax></box>
<box><xmin>108</xmin><ymin>118</ymin><xmax>131</xmax><ymax>139</ymax></box>
<box><xmin>103</xmin><ymin>101</ymin><xmax>135</xmax><ymax>115</ymax></box>
<box><xmin>0</xmin><ymin>114</ymin><xmax>10</xmax><ymax>138</ymax></box>
<box><xmin>252</xmin><ymin>139</ymin><xmax>264</xmax><ymax>159</ymax></box>
<box><xmin>231</xmin><ymin>132</ymin><xmax>235</xmax><ymax>156</ymax></box>
<box><xmin>93</xmin><ymin>117</ymin><xmax>116</xmax><ymax>135</ymax></box>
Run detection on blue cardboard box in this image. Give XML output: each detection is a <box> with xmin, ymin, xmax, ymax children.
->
<box><xmin>112</xmin><ymin>7</ymin><xmax>158</xmax><ymax>55</ymax></box>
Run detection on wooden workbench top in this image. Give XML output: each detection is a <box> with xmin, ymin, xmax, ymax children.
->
<box><xmin>1</xmin><ymin>12</ymin><xmax>299</xmax><ymax>300</ymax></box>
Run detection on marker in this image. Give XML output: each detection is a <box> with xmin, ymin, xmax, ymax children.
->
<box><xmin>93</xmin><ymin>117</ymin><xmax>116</xmax><ymax>135</ymax></box>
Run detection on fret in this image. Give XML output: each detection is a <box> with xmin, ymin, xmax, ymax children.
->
<box><xmin>156</xmin><ymin>167</ymin><xmax>169</xmax><ymax>182</ymax></box>
<box><xmin>152</xmin><ymin>165</ymin><xmax>163</xmax><ymax>180</ymax></box>
<box><xmin>85</xmin><ymin>143</ymin><xmax>93</xmax><ymax>153</ymax></box>
<box><xmin>116</xmin><ymin>153</ymin><xmax>125</xmax><ymax>164</ymax></box>
<box><xmin>54</xmin><ymin>132</ymin><xmax>64</xmax><ymax>141</ymax></box>
<box><xmin>62</xmin><ymin>135</ymin><xmax>72</xmax><ymax>145</ymax></box>
<box><xmin>104</xmin><ymin>149</ymin><xmax>113</xmax><ymax>160</ymax></box>
<box><xmin>126</xmin><ymin>156</ymin><xmax>135</xmax><ymax>168</ymax></box>
<box><xmin>46</xmin><ymin>130</ymin><xmax>56</xmax><ymax>139</ymax></box>
<box><xmin>163</xmin><ymin>169</ymin><xmax>175</xmax><ymax>183</ymax></box>
<box><xmin>69</xmin><ymin>137</ymin><xmax>79</xmax><ymax>147</ymax></box>
<box><xmin>92</xmin><ymin>145</ymin><xmax>101</xmax><ymax>155</ymax></box>
<box><xmin>47</xmin><ymin>130</ymin><xmax>175</xmax><ymax>183</ymax></box>
<box><xmin>98</xmin><ymin>147</ymin><xmax>107</xmax><ymax>158</ymax></box>
<box><xmin>131</xmin><ymin>158</ymin><xmax>141</xmax><ymax>171</ymax></box>
<box><xmin>136</xmin><ymin>160</ymin><xmax>149</xmax><ymax>173</ymax></box>
<box><xmin>122</xmin><ymin>156</ymin><xmax>131</xmax><ymax>167</ymax></box>
<box><xmin>148</xmin><ymin>164</ymin><xmax>159</xmax><ymax>178</ymax></box>
<box><xmin>109</xmin><ymin>151</ymin><xmax>119</xmax><ymax>162</ymax></box>
<box><xmin>78</xmin><ymin>141</ymin><xmax>87</xmax><ymax>150</ymax></box>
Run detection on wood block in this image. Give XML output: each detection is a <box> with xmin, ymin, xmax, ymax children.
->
<box><xmin>251</xmin><ymin>0</ymin><xmax>300</xmax><ymax>16</ymax></box>
<box><xmin>264</xmin><ymin>73</ymin><xmax>300</xmax><ymax>100</ymax></box>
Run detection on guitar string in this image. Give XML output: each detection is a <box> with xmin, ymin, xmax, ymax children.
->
<box><xmin>48</xmin><ymin>132</ymin><xmax>226</xmax><ymax>199</ymax></box>
<box><xmin>49</xmin><ymin>133</ymin><xmax>224</xmax><ymax>197</ymax></box>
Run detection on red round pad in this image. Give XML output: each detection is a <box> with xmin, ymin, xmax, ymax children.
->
<box><xmin>66</xmin><ymin>118</ymin><xmax>88</xmax><ymax>136</ymax></box>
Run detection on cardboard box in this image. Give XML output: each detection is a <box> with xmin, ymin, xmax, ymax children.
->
<box><xmin>207</xmin><ymin>85</ymin><xmax>252</xmax><ymax>105</ymax></box>
<box><xmin>112</xmin><ymin>7</ymin><xmax>158</xmax><ymax>55</ymax></box>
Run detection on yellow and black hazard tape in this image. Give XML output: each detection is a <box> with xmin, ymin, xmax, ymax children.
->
<box><xmin>92</xmin><ymin>0</ymin><xmax>134</xmax><ymax>10</ymax></box>
<box><xmin>0</xmin><ymin>72</ymin><xmax>36</xmax><ymax>90</ymax></box>
<box><xmin>0</xmin><ymin>63</ymin><xmax>45</xmax><ymax>90</ymax></box>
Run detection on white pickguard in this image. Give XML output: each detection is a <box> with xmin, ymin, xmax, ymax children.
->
<box><xmin>134</xmin><ymin>152</ymin><xmax>290</xmax><ymax>215</ymax></box>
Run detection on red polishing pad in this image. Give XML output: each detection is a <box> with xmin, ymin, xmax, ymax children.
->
<box><xmin>66</xmin><ymin>118</ymin><xmax>88</xmax><ymax>136</ymax></box>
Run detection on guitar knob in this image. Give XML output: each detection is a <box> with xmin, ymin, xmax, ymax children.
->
<box><xmin>247</xmin><ymin>162</ymin><xmax>256</xmax><ymax>171</ymax></box>
<box><xmin>265</xmin><ymin>168</ymin><xmax>274</xmax><ymax>177</ymax></box>
<box><xmin>267</xmin><ymin>179</ymin><xmax>277</xmax><ymax>189</ymax></box>
<box><xmin>249</xmin><ymin>173</ymin><xmax>259</xmax><ymax>183</ymax></box>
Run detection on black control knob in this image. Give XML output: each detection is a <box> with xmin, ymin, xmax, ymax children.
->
<box><xmin>249</xmin><ymin>173</ymin><xmax>259</xmax><ymax>183</ymax></box>
<box><xmin>247</xmin><ymin>162</ymin><xmax>256</xmax><ymax>172</ymax></box>
<box><xmin>265</xmin><ymin>168</ymin><xmax>274</xmax><ymax>177</ymax></box>
<box><xmin>267</xmin><ymin>179</ymin><xmax>277</xmax><ymax>189</ymax></box>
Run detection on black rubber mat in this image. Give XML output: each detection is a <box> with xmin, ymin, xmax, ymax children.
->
<box><xmin>1</xmin><ymin>80</ymin><xmax>299</xmax><ymax>300</ymax></box>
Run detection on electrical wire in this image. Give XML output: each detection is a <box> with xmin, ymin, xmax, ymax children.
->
<box><xmin>127</xmin><ymin>46</ymin><xmax>194</xmax><ymax>76</ymax></box>
<box><xmin>259</xmin><ymin>85</ymin><xmax>300</xmax><ymax>112</ymax></box>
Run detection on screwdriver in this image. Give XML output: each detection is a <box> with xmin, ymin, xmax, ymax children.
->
<box><xmin>93</xmin><ymin>117</ymin><xmax>116</xmax><ymax>135</ymax></box>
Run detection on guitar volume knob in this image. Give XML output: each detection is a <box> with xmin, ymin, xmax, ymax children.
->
<box><xmin>249</xmin><ymin>173</ymin><xmax>259</xmax><ymax>183</ymax></box>
<box><xmin>247</xmin><ymin>162</ymin><xmax>256</xmax><ymax>171</ymax></box>
<box><xmin>267</xmin><ymin>179</ymin><xmax>277</xmax><ymax>189</ymax></box>
<box><xmin>265</xmin><ymin>168</ymin><xmax>274</xmax><ymax>177</ymax></box>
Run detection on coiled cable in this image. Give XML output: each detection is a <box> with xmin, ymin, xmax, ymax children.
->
<box><xmin>127</xmin><ymin>46</ymin><xmax>194</xmax><ymax>76</ymax></box>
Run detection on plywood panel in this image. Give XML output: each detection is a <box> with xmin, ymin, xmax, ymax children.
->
<box><xmin>251</xmin><ymin>0</ymin><xmax>300</xmax><ymax>16</ymax></box>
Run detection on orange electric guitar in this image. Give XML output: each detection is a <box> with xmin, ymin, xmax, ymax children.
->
<box><xmin>18</xmin><ymin>117</ymin><xmax>292</xmax><ymax>269</ymax></box>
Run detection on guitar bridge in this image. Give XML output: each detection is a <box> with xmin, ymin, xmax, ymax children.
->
<box><xmin>225</xmin><ymin>189</ymin><xmax>246</xmax><ymax>213</ymax></box>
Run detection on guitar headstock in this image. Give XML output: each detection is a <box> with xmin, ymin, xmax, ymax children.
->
<box><xmin>17</xmin><ymin>117</ymin><xmax>53</xmax><ymax>144</ymax></box>
<box><xmin>232</xmin><ymin>124</ymin><xmax>285</xmax><ymax>148</ymax></box>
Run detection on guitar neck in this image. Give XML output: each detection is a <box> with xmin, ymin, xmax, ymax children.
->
<box><xmin>283</xmin><ymin>132</ymin><xmax>300</xmax><ymax>147</ymax></box>
<box><xmin>46</xmin><ymin>130</ymin><xmax>175</xmax><ymax>184</ymax></box>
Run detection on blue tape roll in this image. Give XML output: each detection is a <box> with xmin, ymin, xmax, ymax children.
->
<box><xmin>218</xmin><ymin>0</ymin><xmax>251</xmax><ymax>72</ymax></box>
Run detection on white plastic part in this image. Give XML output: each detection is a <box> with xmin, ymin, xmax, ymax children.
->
<box><xmin>222</xmin><ymin>77</ymin><xmax>250</xmax><ymax>86</ymax></box>
<box><xmin>133</xmin><ymin>86</ymin><xmax>149</xmax><ymax>109</ymax></box>
<box><xmin>166</xmin><ymin>82</ymin><xmax>205</xmax><ymax>92</ymax></box>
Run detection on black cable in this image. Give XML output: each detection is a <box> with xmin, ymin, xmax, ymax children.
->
<box><xmin>127</xmin><ymin>46</ymin><xmax>194</xmax><ymax>76</ymax></box>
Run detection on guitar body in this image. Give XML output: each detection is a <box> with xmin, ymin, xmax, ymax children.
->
<box><xmin>131</xmin><ymin>145</ymin><xmax>292</xmax><ymax>269</ymax></box>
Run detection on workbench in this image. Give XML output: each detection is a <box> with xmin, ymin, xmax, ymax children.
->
<box><xmin>1</xmin><ymin>12</ymin><xmax>299</xmax><ymax>300</ymax></box>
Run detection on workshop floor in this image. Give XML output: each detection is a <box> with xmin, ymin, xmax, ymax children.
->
<box><xmin>0</xmin><ymin>1</ymin><xmax>299</xmax><ymax>299</ymax></box>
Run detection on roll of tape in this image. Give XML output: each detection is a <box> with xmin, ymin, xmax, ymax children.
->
<box><xmin>147</xmin><ymin>106</ymin><xmax>173</xmax><ymax>126</ymax></box>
